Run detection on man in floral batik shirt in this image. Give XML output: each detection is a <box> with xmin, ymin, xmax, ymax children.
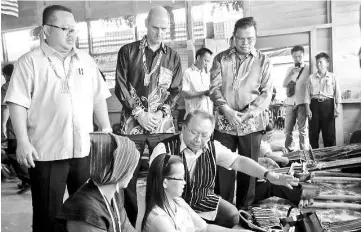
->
<box><xmin>114</xmin><ymin>6</ymin><xmax>182</xmax><ymax>225</ymax></box>
<box><xmin>210</xmin><ymin>17</ymin><xmax>273</xmax><ymax>209</ymax></box>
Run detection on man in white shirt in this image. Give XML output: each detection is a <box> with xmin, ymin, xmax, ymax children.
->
<box><xmin>283</xmin><ymin>45</ymin><xmax>310</xmax><ymax>151</ymax></box>
<box><xmin>182</xmin><ymin>48</ymin><xmax>219</xmax><ymax>117</ymax></box>
<box><xmin>4</xmin><ymin>5</ymin><xmax>112</xmax><ymax>232</ymax></box>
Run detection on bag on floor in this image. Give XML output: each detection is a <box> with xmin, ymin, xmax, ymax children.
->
<box><xmin>279</xmin><ymin>206</ymin><xmax>324</xmax><ymax>232</ymax></box>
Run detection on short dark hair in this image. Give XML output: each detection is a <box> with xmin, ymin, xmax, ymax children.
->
<box><xmin>233</xmin><ymin>17</ymin><xmax>257</xmax><ymax>36</ymax></box>
<box><xmin>184</xmin><ymin>110</ymin><xmax>215</xmax><ymax>128</ymax></box>
<box><xmin>2</xmin><ymin>63</ymin><xmax>14</xmax><ymax>77</ymax></box>
<box><xmin>291</xmin><ymin>45</ymin><xmax>304</xmax><ymax>54</ymax></box>
<box><xmin>315</xmin><ymin>52</ymin><xmax>330</xmax><ymax>62</ymax></box>
<box><xmin>195</xmin><ymin>48</ymin><xmax>213</xmax><ymax>60</ymax></box>
<box><xmin>42</xmin><ymin>5</ymin><xmax>72</xmax><ymax>26</ymax></box>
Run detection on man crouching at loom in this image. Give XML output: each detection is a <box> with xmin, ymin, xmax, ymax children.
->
<box><xmin>150</xmin><ymin>110</ymin><xmax>316</xmax><ymax>228</ymax></box>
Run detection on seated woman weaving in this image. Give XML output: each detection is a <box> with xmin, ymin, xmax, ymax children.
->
<box><xmin>142</xmin><ymin>153</ymin><xmax>247</xmax><ymax>232</ymax></box>
<box><xmin>56</xmin><ymin>133</ymin><xmax>139</xmax><ymax>232</ymax></box>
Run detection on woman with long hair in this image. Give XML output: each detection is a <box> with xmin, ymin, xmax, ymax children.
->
<box><xmin>142</xmin><ymin>153</ymin><xmax>244</xmax><ymax>232</ymax></box>
<box><xmin>56</xmin><ymin>133</ymin><xmax>139</xmax><ymax>232</ymax></box>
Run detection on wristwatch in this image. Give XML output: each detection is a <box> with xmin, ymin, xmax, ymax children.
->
<box><xmin>263</xmin><ymin>170</ymin><xmax>271</xmax><ymax>181</ymax></box>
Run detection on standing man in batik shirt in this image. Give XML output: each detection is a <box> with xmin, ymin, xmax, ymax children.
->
<box><xmin>182</xmin><ymin>48</ymin><xmax>218</xmax><ymax>117</ymax></box>
<box><xmin>305</xmin><ymin>52</ymin><xmax>341</xmax><ymax>148</ymax></box>
<box><xmin>210</xmin><ymin>17</ymin><xmax>273</xmax><ymax>209</ymax></box>
<box><xmin>114</xmin><ymin>6</ymin><xmax>182</xmax><ymax>225</ymax></box>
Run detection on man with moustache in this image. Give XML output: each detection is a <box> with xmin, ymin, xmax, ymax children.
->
<box><xmin>114</xmin><ymin>6</ymin><xmax>182</xmax><ymax>225</ymax></box>
<box><xmin>210</xmin><ymin>17</ymin><xmax>273</xmax><ymax>209</ymax></box>
<box><xmin>4</xmin><ymin>5</ymin><xmax>112</xmax><ymax>231</ymax></box>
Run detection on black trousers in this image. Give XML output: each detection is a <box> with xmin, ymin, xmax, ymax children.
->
<box><xmin>4</xmin><ymin>139</ymin><xmax>30</xmax><ymax>184</ymax></box>
<box><xmin>254</xmin><ymin>181</ymin><xmax>302</xmax><ymax>205</ymax></box>
<box><xmin>123</xmin><ymin>133</ymin><xmax>176</xmax><ymax>226</ymax></box>
<box><xmin>214</xmin><ymin>131</ymin><xmax>262</xmax><ymax>209</ymax></box>
<box><xmin>309</xmin><ymin>99</ymin><xmax>336</xmax><ymax>148</ymax></box>
<box><xmin>29</xmin><ymin>156</ymin><xmax>90</xmax><ymax>232</ymax></box>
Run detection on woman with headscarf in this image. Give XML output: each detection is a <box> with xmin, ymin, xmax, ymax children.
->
<box><xmin>142</xmin><ymin>153</ymin><xmax>244</xmax><ymax>232</ymax></box>
<box><xmin>57</xmin><ymin>133</ymin><xmax>139</xmax><ymax>232</ymax></box>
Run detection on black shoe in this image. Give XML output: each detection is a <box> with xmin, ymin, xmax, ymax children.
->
<box><xmin>17</xmin><ymin>183</ymin><xmax>31</xmax><ymax>194</ymax></box>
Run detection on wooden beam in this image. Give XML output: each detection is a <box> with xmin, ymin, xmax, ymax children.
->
<box><xmin>86</xmin><ymin>20</ymin><xmax>94</xmax><ymax>55</ymax></box>
<box><xmin>326</xmin><ymin>0</ymin><xmax>331</xmax><ymax>24</ymax></box>
<box><xmin>84</xmin><ymin>0</ymin><xmax>92</xmax><ymax>19</ymax></box>
<box><xmin>35</xmin><ymin>1</ymin><xmax>45</xmax><ymax>25</ymax></box>
<box><xmin>243</xmin><ymin>0</ymin><xmax>251</xmax><ymax>17</ymax></box>
<box><xmin>258</xmin><ymin>23</ymin><xmax>332</xmax><ymax>37</ymax></box>
<box><xmin>1</xmin><ymin>33</ymin><xmax>8</xmax><ymax>63</ymax></box>
<box><xmin>185</xmin><ymin>0</ymin><xmax>195</xmax><ymax>67</ymax></box>
<box><xmin>309</xmin><ymin>29</ymin><xmax>317</xmax><ymax>74</ymax></box>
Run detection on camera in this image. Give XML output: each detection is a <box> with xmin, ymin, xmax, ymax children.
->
<box><xmin>295</xmin><ymin>62</ymin><xmax>301</xmax><ymax>68</ymax></box>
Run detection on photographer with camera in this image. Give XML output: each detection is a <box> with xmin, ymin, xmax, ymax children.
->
<box><xmin>283</xmin><ymin>45</ymin><xmax>311</xmax><ymax>152</ymax></box>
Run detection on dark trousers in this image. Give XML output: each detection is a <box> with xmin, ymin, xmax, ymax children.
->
<box><xmin>214</xmin><ymin>131</ymin><xmax>262</xmax><ymax>209</ymax></box>
<box><xmin>123</xmin><ymin>133</ymin><xmax>176</xmax><ymax>226</ymax></box>
<box><xmin>254</xmin><ymin>181</ymin><xmax>302</xmax><ymax>205</ymax></box>
<box><xmin>4</xmin><ymin>139</ymin><xmax>30</xmax><ymax>184</ymax></box>
<box><xmin>309</xmin><ymin>99</ymin><xmax>336</xmax><ymax>148</ymax></box>
<box><xmin>29</xmin><ymin>156</ymin><xmax>90</xmax><ymax>232</ymax></box>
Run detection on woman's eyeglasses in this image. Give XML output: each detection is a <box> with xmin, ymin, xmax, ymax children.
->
<box><xmin>165</xmin><ymin>177</ymin><xmax>185</xmax><ymax>182</ymax></box>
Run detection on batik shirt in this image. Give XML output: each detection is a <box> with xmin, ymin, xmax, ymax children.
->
<box><xmin>115</xmin><ymin>36</ymin><xmax>182</xmax><ymax>135</ymax></box>
<box><xmin>210</xmin><ymin>48</ymin><xmax>273</xmax><ymax>136</ymax></box>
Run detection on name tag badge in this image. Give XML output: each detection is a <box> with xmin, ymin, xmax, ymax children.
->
<box><xmin>78</xmin><ymin>68</ymin><xmax>84</xmax><ymax>76</ymax></box>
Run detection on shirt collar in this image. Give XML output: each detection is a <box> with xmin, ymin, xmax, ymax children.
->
<box><xmin>229</xmin><ymin>47</ymin><xmax>258</xmax><ymax>58</ymax></box>
<box><xmin>316</xmin><ymin>71</ymin><xmax>331</xmax><ymax>79</ymax></box>
<box><xmin>41</xmin><ymin>40</ymin><xmax>79</xmax><ymax>60</ymax></box>
<box><xmin>139</xmin><ymin>36</ymin><xmax>166</xmax><ymax>54</ymax></box>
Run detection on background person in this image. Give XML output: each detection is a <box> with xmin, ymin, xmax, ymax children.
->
<box><xmin>305</xmin><ymin>52</ymin><xmax>341</xmax><ymax>148</ymax></box>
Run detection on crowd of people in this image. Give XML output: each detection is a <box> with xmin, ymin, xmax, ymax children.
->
<box><xmin>1</xmin><ymin>4</ymin><xmax>343</xmax><ymax>232</ymax></box>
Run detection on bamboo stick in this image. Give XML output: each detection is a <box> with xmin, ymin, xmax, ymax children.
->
<box><xmin>312</xmin><ymin>176</ymin><xmax>361</xmax><ymax>182</ymax></box>
<box><xmin>313</xmin><ymin>171</ymin><xmax>361</xmax><ymax>178</ymax></box>
<box><xmin>315</xmin><ymin>195</ymin><xmax>361</xmax><ymax>202</ymax></box>
<box><xmin>310</xmin><ymin>201</ymin><xmax>361</xmax><ymax>210</ymax></box>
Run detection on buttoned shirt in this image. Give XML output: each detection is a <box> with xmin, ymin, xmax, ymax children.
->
<box><xmin>283</xmin><ymin>64</ymin><xmax>310</xmax><ymax>105</ymax></box>
<box><xmin>4</xmin><ymin>41</ymin><xmax>111</xmax><ymax>161</ymax></box>
<box><xmin>182</xmin><ymin>64</ymin><xmax>214</xmax><ymax>117</ymax></box>
<box><xmin>210</xmin><ymin>48</ymin><xmax>273</xmax><ymax>136</ymax></box>
<box><xmin>115</xmin><ymin>36</ymin><xmax>182</xmax><ymax>135</ymax></box>
<box><xmin>305</xmin><ymin>71</ymin><xmax>341</xmax><ymax>113</ymax></box>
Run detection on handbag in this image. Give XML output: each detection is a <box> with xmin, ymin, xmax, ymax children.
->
<box><xmin>286</xmin><ymin>67</ymin><xmax>304</xmax><ymax>97</ymax></box>
<box><xmin>280</xmin><ymin>206</ymin><xmax>324</xmax><ymax>232</ymax></box>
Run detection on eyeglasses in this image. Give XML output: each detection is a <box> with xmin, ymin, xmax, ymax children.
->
<box><xmin>165</xmin><ymin>177</ymin><xmax>185</xmax><ymax>182</ymax></box>
<box><xmin>46</xmin><ymin>24</ymin><xmax>78</xmax><ymax>35</ymax></box>
<box><xmin>235</xmin><ymin>37</ymin><xmax>256</xmax><ymax>44</ymax></box>
<box><xmin>186</xmin><ymin>126</ymin><xmax>212</xmax><ymax>140</ymax></box>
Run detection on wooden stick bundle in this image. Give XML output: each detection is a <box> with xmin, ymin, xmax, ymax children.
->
<box><xmin>310</xmin><ymin>201</ymin><xmax>361</xmax><ymax>210</ymax></box>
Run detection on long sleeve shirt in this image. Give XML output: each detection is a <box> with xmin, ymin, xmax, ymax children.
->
<box><xmin>114</xmin><ymin>36</ymin><xmax>182</xmax><ymax>135</ymax></box>
<box><xmin>305</xmin><ymin>71</ymin><xmax>342</xmax><ymax>114</ymax></box>
<box><xmin>210</xmin><ymin>48</ymin><xmax>273</xmax><ymax>136</ymax></box>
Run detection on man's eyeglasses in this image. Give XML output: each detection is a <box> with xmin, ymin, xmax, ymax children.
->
<box><xmin>165</xmin><ymin>177</ymin><xmax>185</xmax><ymax>182</ymax></box>
<box><xmin>186</xmin><ymin>126</ymin><xmax>212</xmax><ymax>140</ymax></box>
<box><xmin>235</xmin><ymin>37</ymin><xmax>256</xmax><ymax>44</ymax></box>
<box><xmin>46</xmin><ymin>24</ymin><xmax>78</xmax><ymax>35</ymax></box>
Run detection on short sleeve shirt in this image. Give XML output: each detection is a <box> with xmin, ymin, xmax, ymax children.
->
<box><xmin>4</xmin><ymin>42</ymin><xmax>111</xmax><ymax>161</ymax></box>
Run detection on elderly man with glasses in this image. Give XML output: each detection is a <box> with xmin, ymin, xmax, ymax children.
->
<box><xmin>4</xmin><ymin>5</ymin><xmax>112</xmax><ymax>232</ymax></box>
<box><xmin>150</xmin><ymin>110</ymin><xmax>304</xmax><ymax>228</ymax></box>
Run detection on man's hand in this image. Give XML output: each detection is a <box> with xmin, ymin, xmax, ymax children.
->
<box><xmin>289</xmin><ymin>67</ymin><xmax>301</xmax><ymax>77</ymax></box>
<box><xmin>16</xmin><ymin>139</ymin><xmax>39</xmax><ymax>168</ymax></box>
<box><xmin>238</xmin><ymin>111</ymin><xmax>252</xmax><ymax>122</ymax></box>
<box><xmin>1</xmin><ymin>125</ymin><xmax>6</xmax><ymax>139</ymax></box>
<box><xmin>267</xmin><ymin>172</ymin><xmax>299</xmax><ymax>189</ymax></box>
<box><xmin>258</xmin><ymin>157</ymin><xmax>279</xmax><ymax>170</ymax></box>
<box><xmin>305</xmin><ymin>106</ymin><xmax>312</xmax><ymax>120</ymax></box>
<box><xmin>334</xmin><ymin>111</ymin><xmax>339</xmax><ymax>118</ymax></box>
<box><xmin>209</xmin><ymin>83</ymin><xmax>222</xmax><ymax>95</ymax></box>
<box><xmin>222</xmin><ymin>107</ymin><xmax>243</xmax><ymax>127</ymax></box>
<box><xmin>281</xmin><ymin>147</ymin><xmax>288</xmax><ymax>155</ymax></box>
<box><xmin>137</xmin><ymin>112</ymin><xmax>161</xmax><ymax>131</ymax></box>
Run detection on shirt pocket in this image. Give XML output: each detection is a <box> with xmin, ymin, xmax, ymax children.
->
<box><xmin>158</xmin><ymin>66</ymin><xmax>173</xmax><ymax>89</ymax></box>
<box><xmin>325</xmin><ymin>78</ymin><xmax>334</xmax><ymax>94</ymax></box>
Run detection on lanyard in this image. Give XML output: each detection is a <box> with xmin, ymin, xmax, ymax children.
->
<box><xmin>142</xmin><ymin>49</ymin><xmax>163</xmax><ymax>86</ymax></box>
<box><xmin>95</xmin><ymin>182</ymin><xmax>122</xmax><ymax>232</ymax></box>
<box><xmin>42</xmin><ymin>50</ymin><xmax>75</xmax><ymax>93</ymax></box>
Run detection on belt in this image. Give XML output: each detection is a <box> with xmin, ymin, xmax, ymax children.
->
<box><xmin>311</xmin><ymin>97</ymin><xmax>333</xmax><ymax>102</ymax></box>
